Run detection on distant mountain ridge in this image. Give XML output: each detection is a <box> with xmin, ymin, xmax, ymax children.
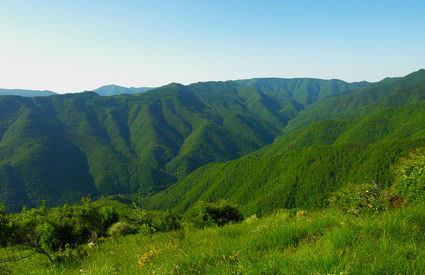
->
<box><xmin>93</xmin><ymin>85</ymin><xmax>153</xmax><ymax>96</ymax></box>
<box><xmin>0</xmin><ymin>86</ymin><xmax>153</xmax><ymax>97</ymax></box>
<box><xmin>0</xmin><ymin>88</ymin><xmax>56</xmax><ymax>97</ymax></box>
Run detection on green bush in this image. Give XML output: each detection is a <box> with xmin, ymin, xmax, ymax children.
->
<box><xmin>54</xmin><ymin>244</ymin><xmax>87</xmax><ymax>263</ymax></box>
<box><xmin>153</xmin><ymin>210</ymin><xmax>182</xmax><ymax>232</ymax></box>
<box><xmin>393</xmin><ymin>148</ymin><xmax>425</xmax><ymax>202</ymax></box>
<box><xmin>7</xmin><ymin>198</ymin><xmax>119</xmax><ymax>254</ymax></box>
<box><xmin>0</xmin><ymin>204</ymin><xmax>10</xmax><ymax>246</ymax></box>
<box><xmin>107</xmin><ymin>222</ymin><xmax>138</xmax><ymax>238</ymax></box>
<box><xmin>328</xmin><ymin>183</ymin><xmax>402</xmax><ymax>214</ymax></box>
<box><xmin>186</xmin><ymin>200</ymin><xmax>243</xmax><ymax>228</ymax></box>
<box><xmin>130</xmin><ymin>205</ymin><xmax>153</xmax><ymax>227</ymax></box>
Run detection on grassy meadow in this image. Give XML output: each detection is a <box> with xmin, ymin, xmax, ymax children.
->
<box><xmin>2</xmin><ymin>202</ymin><xmax>424</xmax><ymax>274</ymax></box>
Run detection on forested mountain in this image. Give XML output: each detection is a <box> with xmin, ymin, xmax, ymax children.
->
<box><xmin>283</xmin><ymin>69</ymin><xmax>425</xmax><ymax>134</ymax></box>
<box><xmin>1</xmin><ymin>70</ymin><xmax>424</xmax><ymax>213</ymax></box>
<box><xmin>0</xmin><ymin>77</ymin><xmax>365</xmax><ymax>212</ymax></box>
<box><xmin>147</xmin><ymin>102</ymin><xmax>425</xmax><ymax>215</ymax></box>
<box><xmin>0</xmin><ymin>88</ymin><xmax>56</xmax><ymax>97</ymax></box>
<box><xmin>147</xmin><ymin>70</ymin><xmax>425</xmax><ymax>214</ymax></box>
<box><xmin>237</xmin><ymin>78</ymin><xmax>369</xmax><ymax>106</ymax></box>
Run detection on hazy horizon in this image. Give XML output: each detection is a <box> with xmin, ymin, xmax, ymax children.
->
<box><xmin>1</xmin><ymin>0</ymin><xmax>424</xmax><ymax>94</ymax></box>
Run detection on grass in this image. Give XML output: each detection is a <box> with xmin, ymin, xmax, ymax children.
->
<box><xmin>2</xmin><ymin>203</ymin><xmax>425</xmax><ymax>274</ymax></box>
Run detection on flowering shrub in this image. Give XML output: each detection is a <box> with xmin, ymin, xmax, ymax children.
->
<box><xmin>328</xmin><ymin>183</ymin><xmax>402</xmax><ymax>214</ymax></box>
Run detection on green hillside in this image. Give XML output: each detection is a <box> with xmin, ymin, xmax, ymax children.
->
<box><xmin>147</xmin><ymin>138</ymin><xmax>425</xmax><ymax>216</ymax></box>
<box><xmin>262</xmin><ymin>84</ymin><xmax>425</xmax><ymax>155</ymax></box>
<box><xmin>1</xmin><ymin>71</ymin><xmax>424</xmax><ymax>213</ymax></box>
<box><xmin>147</xmin><ymin>81</ymin><xmax>425</xmax><ymax>215</ymax></box>
<box><xmin>237</xmin><ymin>77</ymin><xmax>369</xmax><ymax>106</ymax></box>
<box><xmin>283</xmin><ymin>69</ymin><xmax>425</xmax><ymax>134</ymax></box>
<box><xmin>0</xmin><ymin>77</ymin><xmax>364</xmax><ymax>212</ymax></box>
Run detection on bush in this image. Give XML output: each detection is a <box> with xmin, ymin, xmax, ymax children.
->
<box><xmin>152</xmin><ymin>210</ymin><xmax>182</xmax><ymax>232</ymax></box>
<box><xmin>328</xmin><ymin>183</ymin><xmax>403</xmax><ymax>214</ymax></box>
<box><xmin>0</xmin><ymin>205</ymin><xmax>10</xmax><ymax>246</ymax></box>
<box><xmin>107</xmin><ymin>222</ymin><xmax>138</xmax><ymax>238</ymax></box>
<box><xmin>7</xmin><ymin>198</ymin><xmax>119</xmax><ymax>254</ymax></box>
<box><xmin>186</xmin><ymin>200</ymin><xmax>243</xmax><ymax>228</ymax></box>
<box><xmin>393</xmin><ymin>148</ymin><xmax>425</xmax><ymax>202</ymax></box>
<box><xmin>130</xmin><ymin>205</ymin><xmax>153</xmax><ymax>227</ymax></box>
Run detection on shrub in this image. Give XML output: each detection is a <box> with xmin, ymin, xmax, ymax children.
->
<box><xmin>328</xmin><ymin>182</ymin><xmax>402</xmax><ymax>214</ymax></box>
<box><xmin>0</xmin><ymin>205</ymin><xmax>10</xmax><ymax>246</ymax></box>
<box><xmin>153</xmin><ymin>210</ymin><xmax>182</xmax><ymax>232</ymax></box>
<box><xmin>186</xmin><ymin>200</ymin><xmax>243</xmax><ymax>228</ymax></box>
<box><xmin>392</xmin><ymin>148</ymin><xmax>425</xmax><ymax>202</ymax></box>
<box><xmin>130</xmin><ymin>205</ymin><xmax>153</xmax><ymax>227</ymax></box>
<box><xmin>7</xmin><ymin>198</ymin><xmax>120</xmax><ymax>254</ymax></box>
<box><xmin>107</xmin><ymin>222</ymin><xmax>138</xmax><ymax>238</ymax></box>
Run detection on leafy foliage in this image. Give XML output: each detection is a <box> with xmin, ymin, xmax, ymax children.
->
<box><xmin>6</xmin><ymin>199</ymin><xmax>118</xmax><ymax>254</ymax></box>
<box><xmin>328</xmin><ymin>183</ymin><xmax>403</xmax><ymax>214</ymax></box>
<box><xmin>186</xmin><ymin>200</ymin><xmax>243</xmax><ymax>228</ymax></box>
<box><xmin>393</xmin><ymin>148</ymin><xmax>425</xmax><ymax>202</ymax></box>
<box><xmin>107</xmin><ymin>222</ymin><xmax>138</xmax><ymax>238</ymax></box>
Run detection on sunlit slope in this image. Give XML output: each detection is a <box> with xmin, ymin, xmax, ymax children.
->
<box><xmin>148</xmin><ymin>81</ymin><xmax>425</xmax><ymax>215</ymax></box>
<box><xmin>1</xmin><ymin>77</ymin><xmax>363</xmax><ymax>211</ymax></box>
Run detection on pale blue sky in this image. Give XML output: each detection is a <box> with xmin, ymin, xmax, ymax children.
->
<box><xmin>1</xmin><ymin>0</ymin><xmax>424</xmax><ymax>93</ymax></box>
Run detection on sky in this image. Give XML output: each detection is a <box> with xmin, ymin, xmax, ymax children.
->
<box><xmin>1</xmin><ymin>0</ymin><xmax>424</xmax><ymax>93</ymax></box>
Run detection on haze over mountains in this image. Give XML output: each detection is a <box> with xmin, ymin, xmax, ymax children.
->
<box><xmin>0</xmin><ymin>69</ymin><xmax>424</xmax><ymax>212</ymax></box>
<box><xmin>0</xmin><ymin>85</ymin><xmax>153</xmax><ymax>97</ymax></box>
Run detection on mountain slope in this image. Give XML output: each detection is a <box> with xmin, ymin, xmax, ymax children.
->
<box><xmin>1</xmin><ymin>72</ymin><xmax>421</xmax><ymax>212</ymax></box>
<box><xmin>283</xmin><ymin>69</ymin><xmax>425</xmax><ymax>134</ymax></box>
<box><xmin>2</xmin><ymin>79</ymin><xmax>324</xmax><ymax>211</ymax></box>
<box><xmin>147</xmin><ymin>138</ymin><xmax>425</xmax><ymax>215</ymax></box>
<box><xmin>237</xmin><ymin>78</ymin><xmax>369</xmax><ymax>106</ymax></box>
<box><xmin>147</xmin><ymin>82</ymin><xmax>425</xmax><ymax>215</ymax></box>
<box><xmin>261</xmin><ymin>83</ymin><xmax>425</xmax><ymax>155</ymax></box>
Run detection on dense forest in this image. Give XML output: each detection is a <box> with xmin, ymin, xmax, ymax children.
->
<box><xmin>0</xmin><ymin>76</ymin><xmax>373</xmax><ymax>212</ymax></box>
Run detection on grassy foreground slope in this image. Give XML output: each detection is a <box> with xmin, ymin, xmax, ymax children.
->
<box><xmin>4</xmin><ymin>203</ymin><xmax>424</xmax><ymax>274</ymax></box>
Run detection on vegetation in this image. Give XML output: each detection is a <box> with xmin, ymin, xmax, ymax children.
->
<box><xmin>185</xmin><ymin>200</ymin><xmax>243</xmax><ymax>228</ymax></box>
<box><xmin>148</xmin><ymin>139</ymin><xmax>425</xmax><ymax>216</ymax></box>
<box><xmin>1</xmin><ymin>200</ymin><xmax>424</xmax><ymax>274</ymax></box>
<box><xmin>282</xmin><ymin>69</ymin><xmax>425</xmax><ymax>134</ymax></box>
<box><xmin>1</xmin><ymin>69</ymin><xmax>425</xmax><ymax>273</ymax></box>
<box><xmin>392</xmin><ymin>148</ymin><xmax>425</xmax><ymax>202</ymax></box>
<box><xmin>0</xmin><ymin>75</ymin><xmax>376</xmax><ymax>212</ymax></box>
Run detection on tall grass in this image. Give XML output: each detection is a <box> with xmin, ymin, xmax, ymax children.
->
<box><xmin>3</xmin><ymin>203</ymin><xmax>425</xmax><ymax>274</ymax></box>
